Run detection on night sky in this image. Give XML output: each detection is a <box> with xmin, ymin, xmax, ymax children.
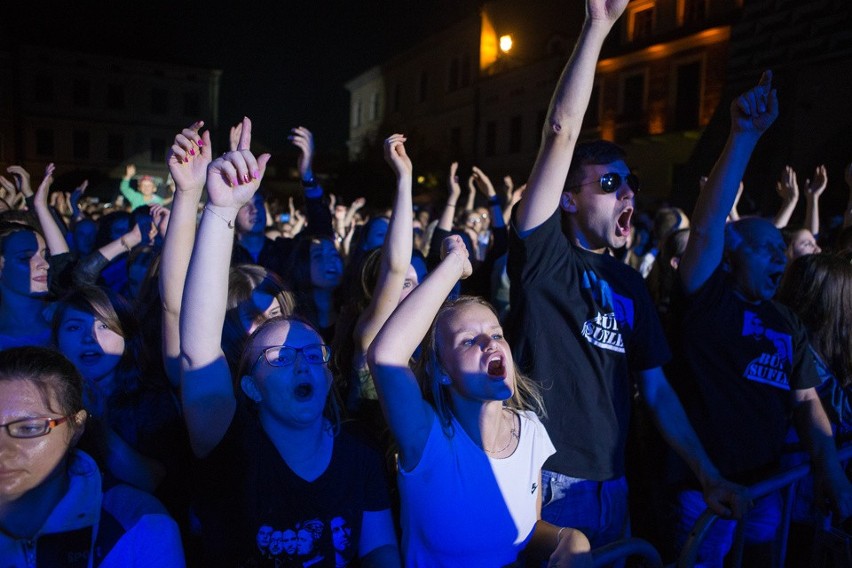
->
<box><xmin>7</xmin><ymin>1</ymin><xmax>480</xmax><ymax>159</ymax></box>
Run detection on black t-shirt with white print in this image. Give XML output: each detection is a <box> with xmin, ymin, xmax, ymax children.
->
<box><xmin>196</xmin><ymin>404</ymin><xmax>391</xmax><ymax>568</ymax></box>
<box><xmin>665</xmin><ymin>268</ymin><xmax>820</xmax><ymax>485</ymax></box>
<box><xmin>507</xmin><ymin>211</ymin><xmax>671</xmax><ymax>481</ymax></box>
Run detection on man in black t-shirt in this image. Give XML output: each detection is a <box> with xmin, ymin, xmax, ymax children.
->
<box><xmin>505</xmin><ymin>0</ymin><xmax>748</xmax><ymax>551</ymax></box>
<box><xmin>670</xmin><ymin>72</ymin><xmax>852</xmax><ymax>565</ymax></box>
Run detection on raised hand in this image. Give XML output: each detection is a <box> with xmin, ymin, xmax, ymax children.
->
<box><xmin>586</xmin><ymin>0</ymin><xmax>630</xmax><ymax>27</ymax></box>
<box><xmin>70</xmin><ymin>180</ymin><xmax>88</xmax><ymax>211</ymax></box>
<box><xmin>205</xmin><ymin>117</ymin><xmax>270</xmax><ymax>212</ymax></box>
<box><xmin>288</xmin><ymin>126</ymin><xmax>315</xmax><ymax>180</ymax></box>
<box><xmin>6</xmin><ymin>165</ymin><xmax>33</xmax><ymax>197</ymax></box>
<box><xmin>0</xmin><ymin>175</ymin><xmax>15</xmax><ymax>200</ymax></box>
<box><xmin>448</xmin><ymin>162</ymin><xmax>462</xmax><ymax>203</ymax></box>
<box><xmin>350</xmin><ymin>196</ymin><xmax>366</xmax><ymax>211</ymax></box>
<box><xmin>776</xmin><ymin>166</ymin><xmax>799</xmax><ymax>204</ymax></box>
<box><xmin>384</xmin><ymin>133</ymin><xmax>412</xmax><ymax>179</ymax></box>
<box><xmin>167</xmin><ymin>120</ymin><xmax>211</xmax><ymax>194</ymax></box>
<box><xmin>125</xmin><ymin>164</ymin><xmax>137</xmax><ymax>180</ymax></box>
<box><xmin>471</xmin><ymin>166</ymin><xmax>497</xmax><ymax>198</ymax></box>
<box><xmin>35</xmin><ymin>163</ymin><xmax>56</xmax><ymax>208</ymax></box>
<box><xmin>731</xmin><ymin>70</ymin><xmax>778</xmax><ymax>136</ymax></box>
<box><xmin>804</xmin><ymin>165</ymin><xmax>827</xmax><ymax>200</ymax></box>
<box><xmin>150</xmin><ymin>204</ymin><xmax>171</xmax><ymax>237</ymax></box>
<box><xmin>440</xmin><ymin>234</ymin><xmax>473</xmax><ymax>279</ymax></box>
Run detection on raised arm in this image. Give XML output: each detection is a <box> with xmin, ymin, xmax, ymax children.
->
<box><xmin>773</xmin><ymin>166</ymin><xmax>799</xmax><ymax>229</ymax></box>
<box><xmin>354</xmin><ymin>134</ymin><xmax>414</xmax><ymax>352</ymax></box>
<box><xmin>120</xmin><ymin>164</ymin><xmax>139</xmax><ymax>199</ymax></box>
<box><xmin>803</xmin><ymin>165</ymin><xmax>827</xmax><ymax>236</ymax></box>
<box><xmin>368</xmin><ymin>235</ymin><xmax>472</xmax><ymax>470</ymax></box>
<box><xmin>471</xmin><ymin>166</ymin><xmax>506</xmax><ymax>231</ymax></box>
<box><xmin>6</xmin><ymin>165</ymin><xmax>34</xmax><ymax>199</ymax></box>
<box><xmin>180</xmin><ymin>117</ymin><xmax>270</xmax><ymax>457</ymax></box>
<box><xmin>160</xmin><ymin>121</ymin><xmax>210</xmax><ymax>388</ymax></box>
<box><xmin>33</xmin><ymin>163</ymin><xmax>70</xmax><ymax>255</ymax></box>
<box><xmin>679</xmin><ymin>72</ymin><xmax>778</xmax><ymax>294</ymax></box>
<box><xmin>290</xmin><ymin>126</ymin><xmax>334</xmax><ymax>238</ymax></box>
<box><xmin>439</xmin><ymin>162</ymin><xmax>463</xmax><ymax>231</ymax></box>
<box><xmin>464</xmin><ymin>173</ymin><xmax>476</xmax><ymax>212</ymax></box>
<box><xmin>515</xmin><ymin>0</ymin><xmax>628</xmax><ymax>232</ymax></box>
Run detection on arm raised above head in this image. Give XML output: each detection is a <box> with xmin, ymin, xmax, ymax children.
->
<box><xmin>180</xmin><ymin>117</ymin><xmax>271</xmax><ymax>457</ymax></box>
<box><xmin>515</xmin><ymin>0</ymin><xmax>628</xmax><ymax>233</ymax></box>
<box><xmin>680</xmin><ymin>71</ymin><xmax>778</xmax><ymax>295</ymax></box>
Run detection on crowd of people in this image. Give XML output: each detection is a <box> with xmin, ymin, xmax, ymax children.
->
<box><xmin>2</xmin><ymin>0</ymin><xmax>852</xmax><ymax>566</ymax></box>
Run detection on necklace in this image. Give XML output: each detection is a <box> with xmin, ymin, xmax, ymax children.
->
<box><xmin>484</xmin><ymin>409</ymin><xmax>519</xmax><ymax>454</ymax></box>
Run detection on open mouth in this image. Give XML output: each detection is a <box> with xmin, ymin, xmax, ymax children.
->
<box><xmin>293</xmin><ymin>382</ymin><xmax>314</xmax><ymax>401</ymax></box>
<box><xmin>486</xmin><ymin>356</ymin><xmax>506</xmax><ymax>378</ymax></box>
<box><xmin>79</xmin><ymin>351</ymin><xmax>103</xmax><ymax>365</ymax></box>
<box><xmin>615</xmin><ymin>207</ymin><xmax>633</xmax><ymax>237</ymax></box>
<box><xmin>768</xmin><ymin>271</ymin><xmax>784</xmax><ymax>288</ymax></box>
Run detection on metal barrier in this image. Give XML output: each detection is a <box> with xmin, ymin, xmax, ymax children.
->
<box><xmin>592</xmin><ymin>537</ymin><xmax>663</xmax><ymax>567</ymax></box>
<box><xmin>677</xmin><ymin>442</ymin><xmax>852</xmax><ymax>567</ymax></box>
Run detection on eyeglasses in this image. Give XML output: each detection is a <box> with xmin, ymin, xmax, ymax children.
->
<box><xmin>567</xmin><ymin>172</ymin><xmax>640</xmax><ymax>194</ymax></box>
<box><xmin>255</xmin><ymin>344</ymin><xmax>332</xmax><ymax>368</ymax></box>
<box><xmin>1</xmin><ymin>416</ymin><xmax>72</xmax><ymax>439</ymax></box>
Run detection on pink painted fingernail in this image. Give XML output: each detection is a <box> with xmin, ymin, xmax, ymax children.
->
<box><xmin>243</xmin><ymin>174</ymin><xmax>251</xmax><ymax>184</ymax></box>
<box><xmin>252</xmin><ymin>170</ymin><xmax>260</xmax><ymax>179</ymax></box>
<box><xmin>184</xmin><ymin>156</ymin><xmax>190</xmax><ymax>163</ymax></box>
<box><xmin>190</xmin><ymin>148</ymin><xmax>195</xmax><ymax>156</ymax></box>
<box><xmin>196</xmin><ymin>139</ymin><xmax>204</xmax><ymax>147</ymax></box>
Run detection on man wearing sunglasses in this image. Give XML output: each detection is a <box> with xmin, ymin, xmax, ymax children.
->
<box><xmin>505</xmin><ymin>0</ymin><xmax>747</xmax><ymax>552</ymax></box>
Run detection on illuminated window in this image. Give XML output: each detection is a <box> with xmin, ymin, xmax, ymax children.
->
<box><xmin>627</xmin><ymin>1</ymin><xmax>656</xmax><ymax>41</ymax></box>
<box><xmin>369</xmin><ymin>92</ymin><xmax>380</xmax><ymax>121</ymax></box>
<box><xmin>352</xmin><ymin>100</ymin><xmax>361</xmax><ymax>127</ymax></box>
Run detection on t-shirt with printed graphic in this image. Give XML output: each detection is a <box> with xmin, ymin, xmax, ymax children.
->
<box><xmin>195</xmin><ymin>405</ymin><xmax>391</xmax><ymax>567</ymax></box>
<box><xmin>507</xmin><ymin>211</ymin><xmax>671</xmax><ymax>480</ymax></box>
<box><xmin>666</xmin><ymin>268</ymin><xmax>820</xmax><ymax>485</ymax></box>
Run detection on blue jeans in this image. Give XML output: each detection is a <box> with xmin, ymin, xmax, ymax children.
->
<box><xmin>674</xmin><ymin>488</ymin><xmax>782</xmax><ymax>568</ymax></box>
<box><xmin>541</xmin><ymin>471</ymin><xmax>630</xmax><ymax>550</ymax></box>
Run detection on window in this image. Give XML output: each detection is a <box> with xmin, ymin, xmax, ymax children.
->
<box><xmin>621</xmin><ymin>73</ymin><xmax>646</xmax><ymax>120</ymax></box>
<box><xmin>183</xmin><ymin>92</ymin><xmax>200</xmax><ymax>117</ymax></box>
<box><xmin>33</xmin><ymin>76</ymin><xmax>54</xmax><ymax>104</ymax></box>
<box><xmin>448</xmin><ymin>58</ymin><xmax>460</xmax><ymax>91</ymax></box>
<box><xmin>107</xmin><ymin>84</ymin><xmax>125</xmax><ymax>110</ymax></box>
<box><xmin>461</xmin><ymin>53</ymin><xmax>471</xmax><ymax>87</ymax></box>
<box><xmin>674</xmin><ymin>61</ymin><xmax>702</xmax><ymax>130</ymax></box>
<box><xmin>369</xmin><ymin>92</ymin><xmax>380</xmax><ymax>121</ymax></box>
<box><xmin>72</xmin><ymin>79</ymin><xmax>90</xmax><ymax>107</ymax></box>
<box><xmin>450</xmin><ymin>127</ymin><xmax>461</xmax><ymax>156</ymax></box>
<box><xmin>150</xmin><ymin>88</ymin><xmax>169</xmax><ymax>115</ymax></box>
<box><xmin>393</xmin><ymin>84</ymin><xmax>401</xmax><ymax>112</ymax></box>
<box><xmin>107</xmin><ymin>134</ymin><xmax>124</xmax><ymax>161</ymax></box>
<box><xmin>485</xmin><ymin>121</ymin><xmax>497</xmax><ymax>157</ymax></box>
<box><xmin>509</xmin><ymin>116</ymin><xmax>522</xmax><ymax>153</ymax></box>
<box><xmin>679</xmin><ymin>0</ymin><xmax>707</xmax><ymax>25</ymax></box>
<box><xmin>352</xmin><ymin>100</ymin><xmax>361</xmax><ymax>128</ymax></box>
<box><xmin>418</xmin><ymin>72</ymin><xmax>429</xmax><ymax>103</ymax></box>
<box><xmin>35</xmin><ymin>129</ymin><xmax>54</xmax><ymax>156</ymax></box>
<box><xmin>72</xmin><ymin>130</ymin><xmax>90</xmax><ymax>160</ymax></box>
<box><xmin>627</xmin><ymin>1</ymin><xmax>656</xmax><ymax>41</ymax></box>
<box><xmin>150</xmin><ymin>138</ymin><xmax>166</xmax><ymax>162</ymax></box>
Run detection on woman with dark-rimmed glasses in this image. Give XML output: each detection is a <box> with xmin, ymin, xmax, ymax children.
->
<box><xmin>0</xmin><ymin>346</ymin><xmax>184</xmax><ymax>566</ymax></box>
<box><xmin>178</xmin><ymin>118</ymin><xmax>400</xmax><ymax>567</ymax></box>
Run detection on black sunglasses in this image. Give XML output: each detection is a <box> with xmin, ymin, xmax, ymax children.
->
<box><xmin>568</xmin><ymin>172</ymin><xmax>640</xmax><ymax>194</ymax></box>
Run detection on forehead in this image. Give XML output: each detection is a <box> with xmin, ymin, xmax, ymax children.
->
<box><xmin>579</xmin><ymin>159</ymin><xmax>630</xmax><ymax>179</ymax></box>
<box><xmin>59</xmin><ymin>307</ymin><xmax>95</xmax><ymax>322</ymax></box>
<box><xmin>0</xmin><ymin>378</ymin><xmax>58</xmax><ymax>417</ymax></box>
<box><xmin>741</xmin><ymin>221</ymin><xmax>784</xmax><ymax>247</ymax></box>
<box><xmin>252</xmin><ymin>320</ymin><xmax>321</xmax><ymax>349</ymax></box>
<box><xmin>3</xmin><ymin>230</ymin><xmax>43</xmax><ymax>253</ymax></box>
<box><xmin>310</xmin><ymin>240</ymin><xmax>336</xmax><ymax>254</ymax></box>
<box><xmin>439</xmin><ymin>302</ymin><xmax>499</xmax><ymax>335</ymax></box>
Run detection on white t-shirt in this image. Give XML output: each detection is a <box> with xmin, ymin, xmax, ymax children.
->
<box><xmin>399</xmin><ymin>409</ymin><xmax>555</xmax><ymax>567</ymax></box>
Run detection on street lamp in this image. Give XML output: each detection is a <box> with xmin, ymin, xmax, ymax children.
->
<box><xmin>499</xmin><ymin>34</ymin><xmax>513</xmax><ymax>54</ymax></box>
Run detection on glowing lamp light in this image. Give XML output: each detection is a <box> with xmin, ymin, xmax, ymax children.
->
<box><xmin>499</xmin><ymin>34</ymin><xmax>513</xmax><ymax>54</ymax></box>
<box><xmin>417</xmin><ymin>175</ymin><xmax>426</xmax><ymax>184</ymax></box>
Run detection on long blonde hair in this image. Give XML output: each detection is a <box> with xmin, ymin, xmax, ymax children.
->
<box><xmin>413</xmin><ymin>296</ymin><xmax>546</xmax><ymax>436</ymax></box>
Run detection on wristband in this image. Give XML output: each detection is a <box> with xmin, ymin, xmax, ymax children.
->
<box><xmin>119</xmin><ymin>236</ymin><xmax>132</xmax><ymax>253</ymax></box>
<box><xmin>446</xmin><ymin>202</ymin><xmax>457</xmax><ymax>208</ymax></box>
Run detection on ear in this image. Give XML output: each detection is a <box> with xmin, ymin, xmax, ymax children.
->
<box><xmin>669</xmin><ymin>256</ymin><xmax>680</xmax><ymax>270</ymax></box>
<box><xmin>241</xmin><ymin>375</ymin><xmax>263</xmax><ymax>402</ymax></box>
<box><xmin>437</xmin><ymin>368</ymin><xmax>452</xmax><ymax>386</ymax></box>
<box><xmin>70</xmin><ymin>409</ymin><xmax>88</xmax><ymax>446</ymax></box>
<box><xmin>560</xmin><ymin>191</ymin><xmax>578</xmax><ymax>213</ymax></box>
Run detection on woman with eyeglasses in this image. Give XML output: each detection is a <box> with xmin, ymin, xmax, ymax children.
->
<box><xmin>179</xmin><ymin>119</ymin><xmax>400</xmax><ymax>567</ymax></box>
<box><xmin>0</xmin><ymin>346</ymin><xmax>184</xmax><ymax>566</ymax></box>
